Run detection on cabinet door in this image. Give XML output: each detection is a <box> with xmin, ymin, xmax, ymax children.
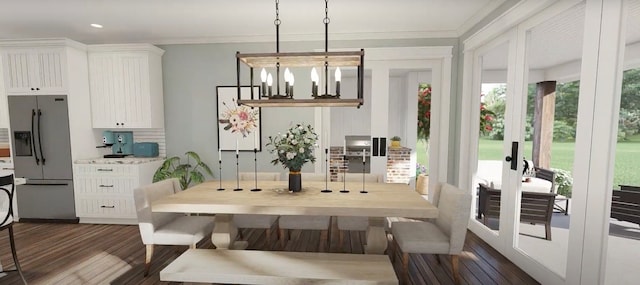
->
<box><xmin>1</xmin><ymin>48</ymin><xmax>66</xmax><ymax>95</ymax></box>
<box><xmin>119</xmin><ymin>54</ymin><xmax>151</xmax><ymax>128</ymax></box>
<box><xmin>0</xmin><ymin>56</ymin><xmax>9</xmax><ymax>128</ymax></box>
<box><xmin>32</xmin><ymin>48</ymin><xmax>66</xmax><ymax>94</ymax></box>
<box><xmin>2</xmin><ymin>49</ymin><xmax>34</xmax><ymax>94</ymax></box>
<box><xmin>89</xmin><ymin>54</ymin><xmax>121</xmax><ymax>128</ymax></box>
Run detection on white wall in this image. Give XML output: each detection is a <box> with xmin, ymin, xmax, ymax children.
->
<box><xmin>330</xmin><ymin>76</ymin><xmax>372</xmax><ymax>146</ymax></box>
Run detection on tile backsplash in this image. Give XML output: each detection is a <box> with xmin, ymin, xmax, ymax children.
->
<box><xmin>0</xmin><ymin>128</ymin><xmax>8</xmax><ymax>144</ymax></box>
<box><xmin>133</xmin><ymin>129</ymin><xmax>167</xmax><ymax>157</ymax></box>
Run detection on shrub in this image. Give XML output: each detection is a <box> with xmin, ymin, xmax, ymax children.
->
<box><xmin>553</xmin><ymin>120</ymin><xmax>576</xmax><ymax>141</ymax></box>
<box><xmin>551</xmin><ymin>168</ymin><xmax>573</xmax><ymax>198</ymax></box>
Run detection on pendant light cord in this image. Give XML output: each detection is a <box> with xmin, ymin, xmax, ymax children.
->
<box><xmin>324</xmin><ymin>0</ymin><xmax>330</xmax><ymax>95</ymax></box>
<box><xmin>274</xmin><ymin>0</ymin><xmax>281</xmax><ymax>94</ymax></box>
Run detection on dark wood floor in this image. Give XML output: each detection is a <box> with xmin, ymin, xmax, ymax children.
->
<box><xmin>0</xmin><ymin>220</ymin><xmax>539</xmax><ymax>285</ymax></box>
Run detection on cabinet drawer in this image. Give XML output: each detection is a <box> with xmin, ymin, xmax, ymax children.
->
<box><xmin>75</xmin><ymin>197</ymin><xmax>136</xmax><ymax>218</ymax></box>
<box><xmin>74</xmin><ymin>164</ymin><xmax>138</xmax><ymax>176</ymax></box>
<box><xmin>74</xmin><ymin>177</ymin><xmax>136</xmax><ymax>196</ymax></box>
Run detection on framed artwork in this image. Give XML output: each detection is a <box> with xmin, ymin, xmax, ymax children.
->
<box><xmin>216</xmin><ymin>86</ymin><xmax>262</xmax><ymax>151</ymax></box>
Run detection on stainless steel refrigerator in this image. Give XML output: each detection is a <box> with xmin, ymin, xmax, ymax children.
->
<box><xmin>9</xmin><ymin>95</ymin><xmax>76</xmax><ymax>221</ymax></box>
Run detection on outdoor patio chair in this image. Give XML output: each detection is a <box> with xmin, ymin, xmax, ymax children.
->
<box><xmin>534</xmin><ymin>167</ymin><xmax>569</xmax><ymax>215</ymax></box>
<box><xmin>478</xmin><ymin>183</ymin><xmax>556</xmax><ymax>240</ymax></box>
<box><xmin>611</xmin><ymin>185</ymin><xmax>640</xmax><ymax>226</ymax></box>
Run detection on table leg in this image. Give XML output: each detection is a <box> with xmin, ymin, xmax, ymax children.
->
<box><xmin>211</xmin><ymin>214</ymin><xmax>248</xmax><ymax>250</ymax></box>
<box><xmin>365</xmin><ymin>217</ymin><xmax>387</xmax><ymax>254</ymax></box>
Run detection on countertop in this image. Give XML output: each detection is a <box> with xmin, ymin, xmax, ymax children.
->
<box><xmin>74</xmin><ymin>157</ymin><xmax>165</xmax><ymax>165</ymax></box>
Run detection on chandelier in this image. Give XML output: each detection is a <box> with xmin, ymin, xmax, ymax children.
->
<box><xmin>236</xmin><ymin>0</ymin><xmax>364</xmax><ymax>108</ymax></box>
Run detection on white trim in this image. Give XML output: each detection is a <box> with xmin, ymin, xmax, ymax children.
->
<box><xmin>0</xmin><ymin>37</ymin><xmax>86</xmax><ymax>50</ymax></box>
<box><xmin>150</xmin><ymin>31</ymin><xmax>460</xmax><ymax>46</ymax></box>
<box><xmin>567</xmin><ymin>1</ymin><xmax>626</xmax><ymax>284</ymax></box>
<box><xmin>464</xmin><ymin>0</ymin><xmax>577</xmax><ymax>51</ymax></box>
<box><xmin>314</xmin><ymin>46</ymin><xmax>452</xmax><ymax>188</ymax></box>
<box><xmin>456</xmin><ymin>0</ymin><xmax>508</xmax><ymax>36</ymax></box>
<box><xmin>87</xmin><ymin>43</ymin><xmax>165</xmax><ymax>55</ymax></box>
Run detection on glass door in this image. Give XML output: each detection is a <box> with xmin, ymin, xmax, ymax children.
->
<box><xmin>468</xmin><ymin>33</ymin><xmax>517</xmax><ymax>244</ymax></box>
<box><xmin>514</xmin><ymin>3</ymin><xmax>586</xmax><ymax>278</ymax></box>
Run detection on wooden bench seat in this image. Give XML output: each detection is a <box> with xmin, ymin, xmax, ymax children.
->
<box><xmin>160</xmin><ymin>249</ymin><xmax>398</xmax><ymax>284</ymax></box>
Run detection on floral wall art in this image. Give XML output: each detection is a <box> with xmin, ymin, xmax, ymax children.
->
<box><xmin>216</xmin><ymin>86</ymin><xmax>262</xmax><ymax>151</ymax></box>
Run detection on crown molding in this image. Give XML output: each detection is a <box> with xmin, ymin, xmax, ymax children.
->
<box><xmin>149</xmin><ymin>30</ymin><xmax>460</xmax><ymax>45</ymax></box>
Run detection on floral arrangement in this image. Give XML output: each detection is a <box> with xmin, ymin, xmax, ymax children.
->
<box><xmin>416</xmin><ymin>163</ymin><xmax>427</xmax><ymax>176</ymax></box>
<box><xmin>218</xmin><ymin>99</ymin><xmax>259</xmax><ymax>137</ymax></box>
<box><xmin>266</xmin><ymin>124</ymin><xmax>319</xmax><ymax>171</ymax></box>
<box><xmin>417</xmin><ymin>83</ymin><xmax>495</xmax><ymax>139</ymax></box>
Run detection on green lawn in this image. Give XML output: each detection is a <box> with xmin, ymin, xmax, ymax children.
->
<box><xmin>416</xmin><ymin>136</ymin><xmax>640</xmax><ymax>187</ymax></box>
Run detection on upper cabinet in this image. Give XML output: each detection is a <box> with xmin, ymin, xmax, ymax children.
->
<box><xmin>88</xmin><ymin>44</ymin><xmax>165</xmax><ymax>129</ymax></box>
<box><xmin>1</xmin><ymin>47</ymin><xmax>67</xmax><ymax>95</ymax></box>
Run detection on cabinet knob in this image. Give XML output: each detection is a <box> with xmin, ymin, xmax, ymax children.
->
<box><xmin>36</xmin><ymin>88</ymin><xmax>40</xmax><ymax>91</ymax></box>
<box><xmin>116</xmin><ymin>123</ymin><xmax>120</xmax><ymax>126</ymax></box>
<box><xmin>31</xmin><ymin>88</ymin><xmax>35</xmax><ymax>91</ymax></box>
<box><xmin>121</xmin><ymin>122</ymin><xmax>124</xmax><ymax>126</ymax></box>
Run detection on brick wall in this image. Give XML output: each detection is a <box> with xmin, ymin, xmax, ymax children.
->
<box><xmin>387</xmin><ymin>147</ymin><xmax>412</xmax><ymax>183</ymax></box>
<box><xmin>329</xmin><ymin>147</ymin><xmax>346</xmax><ymax>182</ymax></box>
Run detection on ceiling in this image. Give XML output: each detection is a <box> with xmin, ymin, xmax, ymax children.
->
<box><xmin>0</xmin><ymin>0</ymin><xmax>504</xmax><ymax>44</ymax></box>
<box><xmin>482</xmin><ymin>1</ymin><xmax>640</xmax><ymax>72</ymax></box>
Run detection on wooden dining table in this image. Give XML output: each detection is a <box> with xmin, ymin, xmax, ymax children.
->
<box><xmin>152</xmin><ymin>180</ymin><xmax>438</xmax><ymax>254</ymax></box>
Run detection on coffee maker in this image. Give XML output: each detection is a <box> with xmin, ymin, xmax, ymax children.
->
<box><xmin>99</xmin><ymin>131</ymin><xmax>134</xmax><ymax>158</ymax></box>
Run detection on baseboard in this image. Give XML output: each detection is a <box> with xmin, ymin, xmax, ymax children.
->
<box><xmin>79</xmin><ymin>217</ymin><xmax>137</xmax><ymax>225</ymax></box>
<box><xmin>18</xmin><ymin>218</ymin><xmax>80</xmax><ymax>224</ymax></box>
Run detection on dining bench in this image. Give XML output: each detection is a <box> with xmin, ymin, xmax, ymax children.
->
<box><xmin>160</xmin><ymin>249</ymin><xmax>398</xmax><ymax>284</ymax></box>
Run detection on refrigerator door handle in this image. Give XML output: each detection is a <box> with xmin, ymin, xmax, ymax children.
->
<box><xmin>31</xmin><ymin>109</ymin><xmax>40</xmax><ymax>165</ymax></box>
<box><xmin>37</xmin><ymin>109</ymin><xmax>45</xmax><ymax>165</ymax></box>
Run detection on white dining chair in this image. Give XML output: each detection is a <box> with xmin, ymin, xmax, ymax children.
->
<box><xmin>133</xmin><ymin>178</ymin><xmax>215</xmax><ymax>276</ymax></box>
<box><xmin>390</xmin><ymin>183</ymin><xmax>471</xmax><ymax>284</ymax></box>
<box><xmin>335</xmin><ymin>173</ymin><xmax>381</xmax><ymax>250</ymax></box>
<box><xmin>278</xmin><ymin>172</ymin><xmax>331</xmax><ymax>250</ymax></box>
<box><xmin>234</xmin><ymin>172</ymin><xmax>280</xmax><ymax>246</ymax></box>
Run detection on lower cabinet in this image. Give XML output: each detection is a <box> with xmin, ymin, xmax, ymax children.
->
<box><xmin>73</xmin><ymin>160</ymin><xmax>162</xmax><ymax>224</ymax></box>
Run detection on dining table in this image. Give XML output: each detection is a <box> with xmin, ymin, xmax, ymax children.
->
<box><xmin>152</xmin><ymin>180</ymin><xmax>438</xmax><ymax>254</ymax></box>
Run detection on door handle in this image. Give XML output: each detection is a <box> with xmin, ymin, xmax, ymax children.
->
<box><xmin>37</xmin><ymin>109</ymin><xmax>45</xmax><ymax>165</ymax></box>
<box><xmin>505</xmin><ymin>141</ymin><xmax>519</xmax><ymax>171</ymax></box>
<box><xmin>31</xmin><ymin>109</ymin><xmax>40</xmax><ymax>165</ymax></box>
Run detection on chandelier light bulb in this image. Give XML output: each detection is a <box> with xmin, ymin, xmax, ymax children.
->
<box><xmin>284</xmin><ymin>68</ymin><xmax>291</xmax><ymax>82</ymax></box>
<box><xmin>311</xmin><ymin>68</ymin><xmax>319</xmax><ymax>83</ymax></box>
<box><xmin>335</xmin><ymin>67</ymin><xmax>341</xmax><ymax>82</ymax></box>
<box><xmin>267</xmin><ymin>73</ymin><xmax>273</xmax><ymax>86</ymax></box>
<box><xmin>260</xmin><ymin>68</ymin><xmax>267</xmax><ymax>82</ymax></box>
<box><xmin>290</xmin><ymin>73</ymin><xmax>295</xmax><ymax>86</ymax></box>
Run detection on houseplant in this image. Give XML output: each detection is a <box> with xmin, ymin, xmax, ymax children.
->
<box><xmin>153</xmin><ymin>151</ymin><xmax>214</xmax><ymax>190</ymax></box>
<box><xmin>266</xmin><ymin>123</ymin><xmax>318</xmax><ymax>192</ymax></box>
<box><xmin>390</xmin><ymin>136</ymin><xmax>401</xmax><ymax>148</ymax></box>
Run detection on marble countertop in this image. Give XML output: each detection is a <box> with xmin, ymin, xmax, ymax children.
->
<box><xmin>74</xmin><ymin>157</ymin><xmax>165</xmax><ymax>164</ymax></box>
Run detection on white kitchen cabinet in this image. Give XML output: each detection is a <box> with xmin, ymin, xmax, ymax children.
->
<box><xmin>88</xmin><ymin>44</ymin><xmax>165</xmax><ymax>129</ymax></box>
<box><xmin>1</xmin><ymin>47</ymin><xmax>67</xmax><ymax>95</ymax></box>
<box><xmin>73</xmin><ymin>160</ymin><xmax>163</xmax><ymax>224</ymax></box>
<box><xmin>0</xmin><ymin>56</ymin><xmax>9</xmax><ymax>128</ymax></box>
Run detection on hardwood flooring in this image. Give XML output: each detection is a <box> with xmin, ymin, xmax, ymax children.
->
<box><xmin>0</xmin><ymin>220</ymin><xmax>539</xmax><ymax>285</ymax></box>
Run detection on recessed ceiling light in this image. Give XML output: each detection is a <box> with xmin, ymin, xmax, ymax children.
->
<box><xmin>90</xmin><ymin>23</ymin><xmax>103</xmax><ymax>29</ymax></box>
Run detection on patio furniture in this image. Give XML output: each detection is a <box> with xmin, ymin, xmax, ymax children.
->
<box><xmin>478</xmin><ymin>183</ymin><xmax>556</xmax><ymax>240</ymax></box>
<box><xmin>611</xmin><ymin>185</ymin><xmax>640</xmax><ymax>226</ymax></box>
<box><xmin>390</xmin><ymin>183</ymin><xmax>471</xmax><ymax>284</ymax></box>
<box><xmin>535</xmin><ymin>167</ymin><xmax>569</xmax><ymax>215</ymax></box>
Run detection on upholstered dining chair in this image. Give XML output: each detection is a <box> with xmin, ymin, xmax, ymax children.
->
<box><xmin>235</xmin><ymin>172</ymin><xmax>280</xmax><ymax>246</ymax></box>
<box><xmin>0</xmin><ymin>174</ymin><xmax>27</xmax><ymax>284</ymax></box>
<box><xmin>133</xmin><ymin>178</ymin><xmax>215</xmax><ymax>276</ymax></box>
<box><xmin>336</xmin><ymin>173</ymin><xmax>381</xmax><ymax>251</ymax></box>
<box><xmin>278</xmin><ymin>172</ymin><xmax>331</xmax><ymax>250</ymax></box>
<box><xmin>390</xmin><ymin>183</ymin><xmax>471</xmax><ymax>284</ymax></box>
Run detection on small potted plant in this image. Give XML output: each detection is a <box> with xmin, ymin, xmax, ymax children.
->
<box><xmin>390</xmin><ymin>136</ymin><xmax>401</xmax><ymax>148</ymax></box>
<box><xmin>153</xmin><ymin>151</ymin><xmax>214</xmax><ymax>190</ymax></box>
